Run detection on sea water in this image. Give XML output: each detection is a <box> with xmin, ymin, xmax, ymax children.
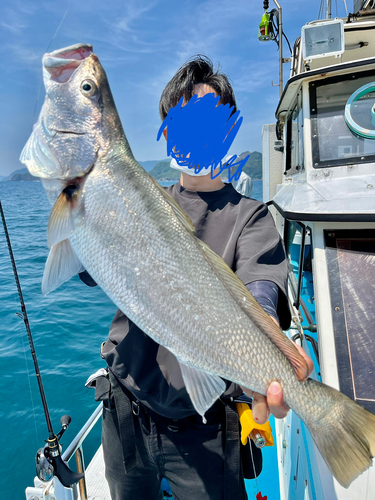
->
<box><xmin>0</xmin><ymin>180</ymin><xmax>280</xmax><ymax>500</ymax></box>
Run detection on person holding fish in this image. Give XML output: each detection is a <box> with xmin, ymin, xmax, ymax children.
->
<box><xmin>85</xmin><ymin>56</ymin><xmax>313</xmax><ymax>500</ymax></box>
<box><xmin>23</xmin><ymin>44</ymin><xmax>375</xmax><ymax>499</ymax></box>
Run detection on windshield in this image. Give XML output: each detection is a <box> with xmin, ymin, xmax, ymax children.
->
<box><xmin>311</xmin><ymin>72</ymin><xmax>375</xmax><ymax>167</ymax></box>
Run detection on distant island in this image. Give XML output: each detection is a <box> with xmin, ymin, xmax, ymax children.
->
<box><xmin>1</xmin><ymin>168</ymin><xmax>39</xmax><ymax>182</ymax></box>
<box><xmin>2</xmin><ymin>152</ymin><xmax>262</xmax><ymax>183</ymax></box>
<box><xmin>149</xmin><ymin>161</ymin><xmax>181</xmax><ymax>181</ymax></box>
<box><xmin>0</xmin><ymin>161</ymin><xmax>168</xmax><ymax>182</ymax></box>
<box><xmin>226</xmin><ymin>151</ymin><xmax>262</xmax><ymax>180</ymax></box>
<box><xmin>148</xmin><ymin>152</ymin><xmax>262</xmax><ymax>181</ymax></box>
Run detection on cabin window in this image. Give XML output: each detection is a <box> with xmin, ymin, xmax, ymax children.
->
<box><xmin>325</xmin><ymin>229</ymin><xmax>375</xmax><ymax>413</ymax></box>
<box><xmin>286</xmin><ymin>91</ymin><xmax>304</xmax><ymax>173</ymax></box>
<box><xmin>310</xmin><ymin>72</ymin><xmax>375</xmax><ymax>168</ymax></box>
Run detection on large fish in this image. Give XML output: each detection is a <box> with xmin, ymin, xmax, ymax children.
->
<box><xmin>21</xmin><ymin>44</ymin><xmax>375</xmax><ymax>488</ymax></box>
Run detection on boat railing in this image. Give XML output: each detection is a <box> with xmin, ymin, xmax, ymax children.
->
<box><xmin>62</xmin><ymin>402</ymin><xmax>103</xmax><ymax>462</ymax></box>
<box><xmin>62</xmin><ymin>402</ymin><xmax>103</xmax><ymax>500</ymax></box>
<box><xmin>26</xmin><ymin>402</ymin><xmax>103</xmax><ymax>500</ymax></box>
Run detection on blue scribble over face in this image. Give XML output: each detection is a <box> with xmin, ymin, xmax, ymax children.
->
<box><xmin>157</xmin><ymin>90</ymin><xmax>248</xmax><ymax>181</ymax></box>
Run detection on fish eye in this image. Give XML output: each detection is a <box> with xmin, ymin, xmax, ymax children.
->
<box><xmin>81</xmin><ymin>79</ymin><xmax>97</xmax><ymax>97</ymax></box>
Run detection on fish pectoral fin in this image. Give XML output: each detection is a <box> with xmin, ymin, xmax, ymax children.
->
<box><xmin>47</xmin><ymin>190</ymin><xmax>75</xmax><ymax>248</ymax></box>
<box><xmin>197</xmin><ymin>240</ymin><xmax>308</xmax><ymax>380</ymax></box>
<box><xmin>178</xmin><ymin>360</ymin><xmax>226</xmax><ymax>420</ymax></box>
<box><xmin>42</xmin><ymin>239</ymin><xmax>85</xmax><ymax>295</ymax></box>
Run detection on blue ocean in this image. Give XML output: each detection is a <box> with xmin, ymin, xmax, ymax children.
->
<box><xmin>0</xmin><ymin>179</ymin><xmax>280</xmax><ymax>499</ymax></box>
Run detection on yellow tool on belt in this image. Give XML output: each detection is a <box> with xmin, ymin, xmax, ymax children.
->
<box><xmin>237</xmin><ymin>402</ymin><xmax>274</xmax><ymax>448</ymax></box>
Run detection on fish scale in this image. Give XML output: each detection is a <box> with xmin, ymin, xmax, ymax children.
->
<box><xmin>70</xmin><ymin>159</ymin><xmax>301</xmax><ymax>398</ymax></box>
<box><xmin>20</xmin><ymin>43</ymin><xmax>375</xmax><ymax>489</ymax></box>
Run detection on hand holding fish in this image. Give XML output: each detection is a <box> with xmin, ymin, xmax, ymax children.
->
<box><xmin>244</xmin><ymin>342</ymin><xmax>314</xmax><ymax>423</ymax></box>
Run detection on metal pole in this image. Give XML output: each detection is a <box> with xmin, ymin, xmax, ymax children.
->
<box><xmin>326</xmin><ymin>0</ymin><xmax>332</xmax><ymax>18</ymax></box>
<box><xmin>273</xmin><ymin>0</ymin><xmax>283</xmax><ymax>98</ymax></box>
<box><xmin>75</xmin><ymin>448</ymin><xmax>88</xmax><ymax>500</ymax></box>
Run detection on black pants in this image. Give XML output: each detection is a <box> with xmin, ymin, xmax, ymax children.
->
<box><xmin>101</xmin><ymin>390</ymin><xmax>249</xmax><ymax>500</ymax></box>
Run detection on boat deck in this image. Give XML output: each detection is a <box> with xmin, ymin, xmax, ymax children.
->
<box><xmin>86</xmin><ymin>446</ymin><xmax>111</xmax><ymax>500</ymax></box>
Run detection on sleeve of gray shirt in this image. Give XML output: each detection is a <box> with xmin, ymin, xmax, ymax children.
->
<box><xmin>246</xmin><ymin>280</ymin><xmax>279</xmax><ymax>324</ymax></box>
<box><xmin>79</xmin><ymin>270</ymin><xmax>98</xmax><ymax>287</ymax></box>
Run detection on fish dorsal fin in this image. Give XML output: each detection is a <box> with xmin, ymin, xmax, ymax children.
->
<box><xmin>42</xmin><ymin>239</ymin><xmax>85</xmax><ymax>295</ymax></box>
<box><xmin>197</xmin><ymin>240</ymin><xmax>308</xmax><ymax>380</ymax></box>
<box><xmin>47</xmin><ymin>190</ymin><xmax>75</xmax><ymax>248</ymax></box>
<box><xmin>149</xmin><ymin>176</ymin><xmax>195</xmax><ymax>234</ymax></box>
<box><xmin>178</xmin><ymin>359</ymin><xmax>226</xmax><ymax>420</ymax></box>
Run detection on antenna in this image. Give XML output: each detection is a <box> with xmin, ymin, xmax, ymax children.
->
<box><xmin>326</xmin><ymin>0</ymin><xmax>332</xmax><ymax>18</ymax></box>
<box><xmin>258</xmin><ymin>0</ymin><xmax>285</xmax><ymax>98</ymax></box>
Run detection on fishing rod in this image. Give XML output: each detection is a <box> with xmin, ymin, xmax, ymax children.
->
<box><xmin>0</xmin><ymin>200</ymin><xmax>83</xmax><ymax>487</ymax></box>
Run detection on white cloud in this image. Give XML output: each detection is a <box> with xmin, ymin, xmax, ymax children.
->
<box><xmin>0</xmin><ymin>42</ymin><xmax>41</xmax><ymax>67</ymax></box>
<box><xmin>13</xmin><ymin>0</ymin><xmax>40</xmax><ymax>15</ymax></box>
<box><xmin>232</xmin><ymin>64</ymin><xmax>280</xmax><ymax>94</ymax></box>
<box><xmin>1</xmin><ymin>21</ymin><xmax>26</xmax><ymax>34</ymax></box>
<box><xmin>114</xmin><ymin>1</ymin><xmax>157</xmax><ymax>32</ymax></box>
<box><xmin>0</xmin><ymin>5</ymin><xmax>29</xmax><ymax>34</ymax></box>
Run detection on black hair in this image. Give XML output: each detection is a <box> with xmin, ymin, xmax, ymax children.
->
<box><xmin>159</xmin><ymin>55</ymin><xmax>237</xmax><ymax>120</ymax></box>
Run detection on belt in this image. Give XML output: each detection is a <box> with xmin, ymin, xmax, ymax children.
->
<box><xmin>224</xmin><ymin>402</ymin><xmax>242</xmax><ymax>499</ymax></box>
<box><xmin>97</xmin><ymin>370</ymin><xmax>254</xmax><ymax>498</ymax></box>
<box><xmin>108</xmin><ymin>370</ymin><xmax>137</xmax><ymax>473</ymax></box>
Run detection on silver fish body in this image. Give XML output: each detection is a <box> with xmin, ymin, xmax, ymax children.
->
<box><xmin>21</xmin><ymin>44</ymin><xmax>375</xmax><ymax>488</ymax></box>
<box><xmin>71</xmin><ymin>158</ymin><xmax>293</xmax><ymax>392</ymax></box>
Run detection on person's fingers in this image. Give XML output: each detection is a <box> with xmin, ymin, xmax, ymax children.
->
<box><xmin>267</xmin><ymin>381</ymin><xmax>290</xmax><ymax>419</ymax></box>
<box><xmin>242</xmin><ymin>383</ymin><xmax>290</xmax><ymax>422</ymax></box>
<box><xmin>242</xmin><ymin>387</ymin><xmax>254</xmax><ymax>398</ymax></box>
<box><xmin>241</xmin><ymin>339</ymin><xmax>315</xmax><ymax>423</ymax></box>
<box><xmin>294</xmin><ymin>343</ymin><xmax>315</xmax><ymax>380</ymax></box>
<box><xmin>251</xmin><ymin>391</ymin><xmax>270</xmax><ymax>425</ymax></box>
<box><xmin>269</xmin><ymin>316</ymin><xmax>280</xmax><ymax>326</ymax></box>
<box><xmin>269</xmin><ymin>315</ymin><xmax>314</xmax><ymax>381</ymax></box>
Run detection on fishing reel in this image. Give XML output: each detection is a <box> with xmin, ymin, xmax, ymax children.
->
<box><xmin>1</xmin><ymin>204</ymin><xmax>85</xmax><ymax>489</ymax></box>
<box><xmin>36</xmin><ymin>415</ymin><xmax>84</xmax><ymax>487</ymax></box>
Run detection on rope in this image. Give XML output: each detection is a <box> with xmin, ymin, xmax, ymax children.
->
<box><xmin>318</xmin><ymin>0</ymin><xmax>325</xmax><ymax>19</ymax></box>
<box><xmin>44</xmin><ymin>2</ymin><xmax>70</xmax><ymax>55</ymax></box>
<box><xmin>343</xmin><ymin>0</ymin><xmax>348</xmax><ymax>16</ymax></box>
<box><xmin>248</xmin><ymin>437</ymin><xmax>259</xmax><ymax>495</ymax></box>
<box><xmin>30</xmin><ymin>1</ymin><xmax>71</xmax><ymax>130</ymax></box>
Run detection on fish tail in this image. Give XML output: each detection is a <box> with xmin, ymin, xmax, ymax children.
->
<box><xmin>302</xmin><ymin>379</ymin><xmax>375</xmax><ymax>488</ymax></box>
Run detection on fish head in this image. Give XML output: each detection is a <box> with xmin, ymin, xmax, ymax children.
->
<box><xmin>20</xmin><ymin>43</ymin><xmax>118</xmax><ymax>186</ymax></box>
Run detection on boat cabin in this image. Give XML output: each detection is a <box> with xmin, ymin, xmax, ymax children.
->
<box><xmin>263</xmin><ymin>5</ymin><xmax>375</xmax><ymax>499</ymax></box>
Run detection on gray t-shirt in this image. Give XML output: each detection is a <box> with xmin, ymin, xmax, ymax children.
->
<box><xmin>101</xmin><ymin>181</ymin><xmax>291</xmax><ymax>418</ymax></box>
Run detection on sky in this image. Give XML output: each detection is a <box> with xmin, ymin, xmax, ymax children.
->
<box><xmin>0</xmin><ymin>0</ymin><xmax>351</xmax><ymax>176</ymax></box>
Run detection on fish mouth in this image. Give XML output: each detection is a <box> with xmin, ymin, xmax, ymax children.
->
<box><xmin>51</xmin><ymin>130</ymin><xmax>86</xmax><ymax>136</ymax></box>
<box><xmin>43</xmin><ymin>43</ymin><xmax>93</xmax><ymax>84</ymax></box>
